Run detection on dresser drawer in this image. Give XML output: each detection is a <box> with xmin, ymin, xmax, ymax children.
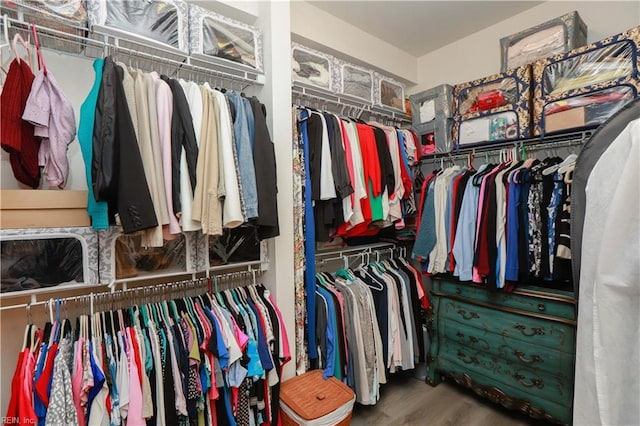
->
<box><xmin>439</xmin><ymin>339</ymin><xmax>574</xmax><ymax>405</ymax></box>
<box><xmin>439</xmin><ymin>298</ymin><xmax>576</xmax><ymax>353</ymax></box>
<box><xmin>435</xmin><ymin>359</ymin><xmax>573</xmax><ymax>424</ymax></box>
<box><xmin>436</xmin><ymin>279</ymin><xmax>576</xmax><ymax>321</ymax></box>
<box><xmin>442</xmin><ymin>319</ymin><xmax>575</xmax><ymax>376</ymax></box>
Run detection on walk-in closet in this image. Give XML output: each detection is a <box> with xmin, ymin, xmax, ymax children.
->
<box><xmin>1</xmin><ymin>1</ymin><xmax>638</xmax><ymax>425</ymax></box>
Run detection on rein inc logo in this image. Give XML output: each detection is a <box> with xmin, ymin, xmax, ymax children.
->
<box><xmin>1</xmin><ymin>418</ymin><xmax>36</xmax><ymax>424</ymax></box>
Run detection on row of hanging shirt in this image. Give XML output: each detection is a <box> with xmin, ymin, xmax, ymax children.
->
<box><xmin>1</xmin><ymin>32</ymin><xmax>76</xmax><ymax>189</ymax></box>
<box><xmin>295</xmin><ymin>107</ymin><xmax>421</xmax><ymax>241</ymax></box>
<box><xmin>83</xmin><ymin>56</ymin><xmax>280</xmax><ymax>245</ymax></box>
<box><xmin>311</xmin><ymin>257</ymin><xmax>428</xmax><ymax>405</ymax></box>
<box><xmin>6</xmin><ymin>283</ymin><xmax>290</xmax><ymax>426</ymax></box>
<box><xmin>412</xmin><ymin>149</ymin><xmax>576</xmax><ymax>290</ymax></box>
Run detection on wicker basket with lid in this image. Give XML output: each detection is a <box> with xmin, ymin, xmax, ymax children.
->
<box><xmin>280</xmin><ymin>370</ymin><xmax>356</xmax><ymax>426</ymax></box>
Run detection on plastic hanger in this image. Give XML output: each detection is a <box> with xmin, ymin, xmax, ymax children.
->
<box><xmin>11</xmin><ymin>33</ymin><xmax>31</xmax><ymax>66</ymax></box>
<box><xmin>542</xmin><ymin>153</ymin><xmax>577</xmax><ymax>176</ymax></box>
<box><xmin>30</xmin><ymin>23</ymin><xmax>46</xmax><ymax>75</ymax></box>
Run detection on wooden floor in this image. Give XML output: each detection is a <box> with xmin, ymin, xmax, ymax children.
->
<box><xmin>350</xmin><ymin>372</ymin><xmax>551</xmax><ymax>426</ymax></box>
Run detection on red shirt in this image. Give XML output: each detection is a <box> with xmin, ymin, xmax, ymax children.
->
<box><xmin>0</xmin><ymin>59</ymin><xmax>41</xmax><ymax>188</ymax></box>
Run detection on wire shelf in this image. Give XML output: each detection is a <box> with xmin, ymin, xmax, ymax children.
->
<box><xmin>1</xmin><ymin>14</ymin><xmax>264</xmax><ymax>90</ymax></box>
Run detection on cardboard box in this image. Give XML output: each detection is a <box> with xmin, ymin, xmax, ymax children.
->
<box><xmin>544</xmin><ymin>107</ymin><xmax>585</xmax><ymax>133</ymax></box>
<box><xmin>0</xmin><ymin>190</ymin><xmax>90</xmax><ymax>229</ymax></box>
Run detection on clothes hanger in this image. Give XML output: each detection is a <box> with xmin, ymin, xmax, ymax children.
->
<box><xmin>542</xmin><ymin>153</ymin><xmax>577</xmax><ymax>176</ymax></box>
<box><xmin>11</xmin><ymin>33</ymin><xmax>31</xmax><ymax>66</ymax></box>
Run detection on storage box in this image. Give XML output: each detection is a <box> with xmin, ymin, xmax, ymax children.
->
<box><xmin>500</xmin><ymin>11</ymin><xmax>588</xmax><ymax>72</ymax></box>
<box><xmin>415</xmin><ymin>118</ymin><xmax>453</xmax><ymax>154</ymax></box>
<box><xmin>292</xmin><ymin>43</ymin><xmax>334</xmax><ymax>90</ymax></box>
<box><xmin>376</xmin><ymin>74</ymin><xmax>406</xmax><ymax>112</ymax></box>
<box><xmin>409</xmin><ymin>84</ymin><xmax>454</xmax><ymax>127</ymax></box>
<box><xmin>0</xmin><ymin>226</ymin><xmax>99</xmax><ymax>293</ymax></box>
<box><xmin>98</xmin><ymin>227</ymin><xmax>198</xmax><ymax>283</ymax></box>
<box><xmin>280</xmin><ymin>370</ymin><xmax>356</xmax><ymax>426</ymax></box>
<box><xmin>3</xmin><ymin>0</ymin><xmax>88</xmax><ymax>54</ymax></box>
<box><xmin>452</xmin><ymin>65</ymin><xmax>532</xmax><ymax>147</ymax></box>
<box><xmin>87</xmin><ymin>0</ymin><xmax>189</xmax><ymax>53</ymax></box>
<box><xmin>0</xmin><ymin>190</ymin><xmax>90</xmax><ymax>229</ymax></box>
<box><xmin>188</xmin><ymin>4</ymin><xmax>263</xmax><ymax>71</ymax></box>
<box><xmin>532</xmin><ymin>26</ymin><xmax>640</xmax><ymax>135</ymax></box>
<box><xmin>545</xmin><ymin>106</ymin><xmax>585</xmax><ymax>133</ymax></box>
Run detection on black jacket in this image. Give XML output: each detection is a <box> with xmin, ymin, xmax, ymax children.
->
<box><xmin>161</xmin><ymin>76</ymin><xmax>199</xmax><ymax>216</ymax></box>
<box><xmin>249</xmin><ymin>97</ymin><xmax>280</xmax><ymax>240</ymax></box>
<box><xmin>92</xmin><ymin>56</ymin><xmax>117</xmax><ymax>202</ymax></box>
<box><xmin>92</xmin><ymin>57</ymin><xmax>158</xmax><ymax>233</ymax></box>
<box><xmin>324</xmin><ymin>113</ymin><xmax>353</xmax><ymax>199</ymax></box>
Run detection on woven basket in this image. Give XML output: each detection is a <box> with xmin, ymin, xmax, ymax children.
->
<box><xmin>280</xmin><ymin>370</ymin><xmax>355</xmax><ymax>426</ymax></box>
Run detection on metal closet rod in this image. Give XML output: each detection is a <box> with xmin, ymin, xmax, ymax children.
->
<box><xmin>2</xmin><ymin>14</ymin><xmax>259</xmax><ymax>88</ymax></box>
<box><xmin>317</xmin><ymin>245</ymin><xmax>407</xmax><ymax>265</ymax></box>
<box><xmin>420</xmin><ymin>128</ymin><xmax>595</xmax><ymax>164</ymax></box>
<box><xmin>0</xmin><ymin>269</ymin><xmax>262</xmax><ymax>312</ymax></box>
<box><xmin>293</xmin><ymin>92</ymin><xmax>410</xmax><ymax>126</ymax></box>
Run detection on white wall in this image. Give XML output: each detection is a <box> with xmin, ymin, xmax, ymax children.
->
<box><xmin>412</xmin><ymin>1</ymin><xmax>640</xmax><ymax>93</ymax></box>
<box><xmin>254</xmin><ymin>0</ymin><xmax>297</xmax><ymax>381</ymax></box>
<box><xmin>290</xmin><ymin>1</ymin><xmax>418</xmax><ymax>85</ymax></box>
<box><xmin>0</xmin><ymin>50</ymin><xmax>93</xmax><ymax>189</ymax></box>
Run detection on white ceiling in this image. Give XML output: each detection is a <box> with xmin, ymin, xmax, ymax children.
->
<box><xmin>309</xmin><ymin>1</ymin><xmax>543</xmax><ymax>57</ymax></box>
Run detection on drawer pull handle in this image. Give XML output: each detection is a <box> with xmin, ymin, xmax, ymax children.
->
<box><xmin>456</xmin><ymin>308</ymin><xmax>480</xmax><ymax>320</ymax></box>
<box><xmin>514</xmin><ymin>350</ymin><xmax>543</xmax><ymax>364</ymax></box>
<box><xmin>455</xmin><ymin>287</ymin><xmax>462</xmax><ymax>295</ymax></box>
<box><xmin>513</xmin><ymin>373</ymin><xmax>544</xmax><ymax>389</ymax></box>
<box><xmin>537</xmin><ymin>303</ymin><xmax>546</xmax><ymax>312</ymax></box>
<box><xmin>513</xmin><ymin>324</ymin><xmax>545</xmax><ymax>336</ymax></box>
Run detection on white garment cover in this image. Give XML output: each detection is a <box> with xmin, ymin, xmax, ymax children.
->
<box><xmin>574</xmin><ymin>118</ymin><xmax>640</xmax><ymax>426</ymax></box>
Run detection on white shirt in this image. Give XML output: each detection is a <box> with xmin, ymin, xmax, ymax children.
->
<box><xmin>574</xmin><ymin>118</ymin><xmax>640</xmax><ymax>426</ymax></box>
<box><xmin>178</xmin><ymin>80</ymin><xmax>203</xmax><ymax>232</ymax></box>
<box><xmin>209</xmin><ymin>87</ymin><xmax>244</xmax><ymax>228</ymax></box>
<box><xmin>314</xmin><ymin>112</ymin><xmax>337</xmax><ymax>200</ymax></box>
<box><xmin>428</xmin><ymin>166</ymin><xmax>461</xmax><ymax>273</ymax></box>
<box><xmin>344</xmin><ymin>121</ymin><xmax>367</xmax><ymax>227</ymax></box>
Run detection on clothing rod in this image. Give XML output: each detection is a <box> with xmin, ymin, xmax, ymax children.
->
<box><xmin>318</xmin><ymin>246</ymin><xmax>399</xmax><ymax>264</ymax></box>
<box><xmin>420</xmin><ymin>128</ymin><xmax>595</xmax><ymax>164</ymax></box>
<box><xmin>315</xmin><ymin>242</ymin><xmax>396</xmax><ymax>259</ymax></box>
<box><xmin>0</xmin><ymin>269</ymin><xmax>262</xmax><ymax>311</ymax></box>
<box><xmin>2</xmin><ymin>14</ymin><xmax>262</xmax><ymax>87</ymax></box>
<box><xmin>293</xmin><ymin>84</ymin><xmax>411</xmax><ymax>125</ymax></box>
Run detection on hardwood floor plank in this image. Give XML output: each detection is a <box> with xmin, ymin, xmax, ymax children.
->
<box><xmin>350</xmin><ymin>373</ymin><xmax>552</xmax><ymax>425</ymax></box>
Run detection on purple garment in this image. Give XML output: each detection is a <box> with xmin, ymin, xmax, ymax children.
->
<box><xmin>22</xmin><ymin>70</ymin><xmax>76</xmax><ymax>188</ymax></box>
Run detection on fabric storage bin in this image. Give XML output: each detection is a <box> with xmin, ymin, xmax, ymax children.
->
<box><xmin>2</xmin><ymin>0</ymin><xmax>88</xmax><ymax>53</ymax></box>
<box><xmin>410</xmin><ymin>84</ymin><xmax>454</xmax><ymax>128</ymax></box>
<box><xmin>0</xmin><ymin>227</ymin><xmax>99</xmax><ymax>294</ymax></box>
<box><xmin>500</xmin><ymin>11</ymin><xmax>587</xmax><ymax>72</ymax></box>
<box><xmin>86</xmin><ymin>0</ymin><xmax>189</xmax><ymax>53</ymax></box>
<box><xmin>98</xmin><ymin>227</ymin><xmax>198</xmax><ymax>283</ymax></box>
<box><xmin>340</xmin><ymin>63</ymin><xmax>374</xmax><ymax>103</ymax></box>
<box><xmin>292</xmin><ymin>43</ymin><xmax>334</xmax><ymax>90</ymax></box>
<box><xmin>188</xmin><ymin>4</ymin><xmax>263</xmax><ymax>71</ymax></box>
<box><xmin>532</xmin><ymin>26</ymin><xmax>640</xmax><ymax>135</ymax></box>
<box><xmin>452</xmin><ymin>65</ymin><xmax>533</xmax><ymax>147</ymax></box>
<box><xmin>201</xmin><ymin>226</ymin><xmax>267</xmax><ymax>270</ymax></box>
<box><xmin>280</xmin><ymin>370</ymin><xmax>356</xmax><ymax>426</ymax></box>
<box><xmin>376</xmin><ymin>74</ymin><xmax>406</xmax><ymax>112</ymax></box>
<box><xmin>415</xmin><ymin>118</ymin><xmax>453</xmax><ymax>154</ymax></box>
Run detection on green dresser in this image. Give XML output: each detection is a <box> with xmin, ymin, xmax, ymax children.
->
<box><xmin>427</xmin><ymin>278</ymin><xmax>576</xmax><ymax>424</ymax></box>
